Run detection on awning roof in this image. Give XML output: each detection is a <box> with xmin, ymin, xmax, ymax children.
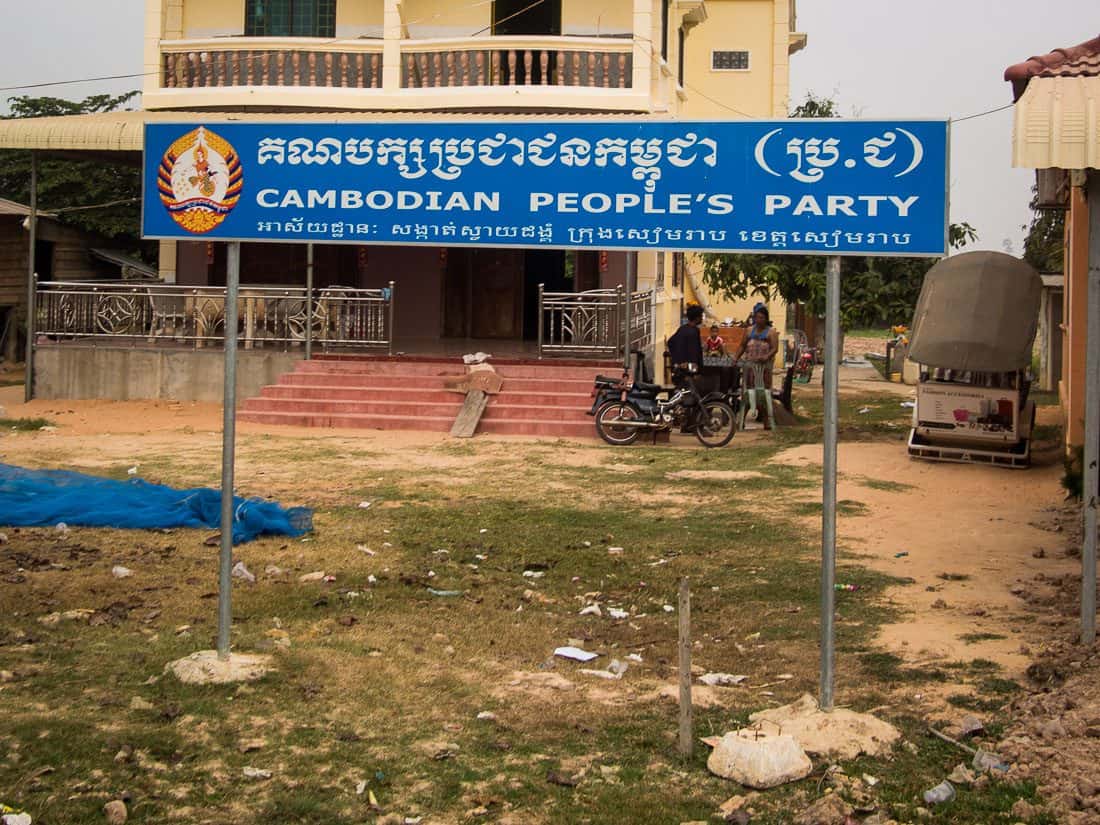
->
<box><xmin>909</xmin><ymin>251</ymin><xmax>1042</xmax><ymax>372</ymax></box>
<box><xmin>0</xmin><ymin>109</ymin><xmax>666</xmax><ymax>154</ymax></box>
<box><xmin>1010</xmin><ymin>76</ymin><xmax>1100</xmax><ymax>169</ymax></box>
<box><xmin>89</xmin><ymin>248</ymin><xmax>158</xmax><ymax>280</ymax></box>
<box><xmin>1005</xmin><ymin>35</ymin><xmax>1100</xmax><ymax>170</ymax></box>
<box><xmin>0</xmin><ymin>197</ymin><xmax>57</xmax><ymax>218</ymax></box>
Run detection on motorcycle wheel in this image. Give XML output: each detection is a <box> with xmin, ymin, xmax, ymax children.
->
<box><xmin>595</xmin><ymin>401</ymin><xmax>643</xmax><ymax>446</ymax></box>
<box><xmin>694</xmin><ymin>400</ymin><xmax>737</xmax><ymax>448</ymax></box>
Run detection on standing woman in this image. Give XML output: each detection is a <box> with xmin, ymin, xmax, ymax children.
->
<box><xmin>735</xmin><ymin>304</ymin><xmax>780</xmax><ymax>427</ymax></box>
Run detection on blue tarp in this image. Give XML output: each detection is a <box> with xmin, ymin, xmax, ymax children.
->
<box><xmin>0</xmin><ymin>464</ymin><xmax>312</xmax><ymax>544</ymax></box>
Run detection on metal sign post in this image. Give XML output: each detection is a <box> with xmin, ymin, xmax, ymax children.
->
<box><xmin>1083</xmin><ymin>177</ymin><xmax>1100</xmax><ymax>646</ymax></box>
<box><xmin>24</xmin><ymin>151</ymin><xmax>37</xmax><ymax>403</ymax></box>
<box><xmin>305</xmin><ymin>242</ymin><xmax>314</xmax><ymax>361</ymax></box>
<box><xmin>820</xmin><ymin>255</ymin><xmax>841</xmax><ymax>710</ymax></box>
<box><xmin>217</xmin><ymin>241</ymin><xmax>241</xmax><ymax>660</ymax></box>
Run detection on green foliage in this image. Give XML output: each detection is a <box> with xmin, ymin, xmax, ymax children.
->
<box><xmin>0</xmin><ymin>92</ymin><xmax>143</xmax><ymax>248</ymax></box>
<box><xmin>700</xmin><ymin>93</ymin><xmax>977</xmax><ymax>329</ymax></box>
<box><xmin>1023</xmin><ymin>183</ymin><xmax>1065</xmax><ymax>273</ymax></box>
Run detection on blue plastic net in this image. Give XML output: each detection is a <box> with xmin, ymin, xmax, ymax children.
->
<box><xmin>0</xmin><ymin>463</ymin><xmax>313</xmax><ymax>544</ymax></box>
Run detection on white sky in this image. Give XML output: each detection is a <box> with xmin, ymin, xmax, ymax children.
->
<box><xmin>0</xmin><ymin>0</ymin><xmax>1095</xmax><ymax>253</ymax></box>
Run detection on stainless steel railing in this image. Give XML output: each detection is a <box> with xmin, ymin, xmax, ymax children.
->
<box><xmin>34</xmin><ymin>280</ymin><xmax>395</xmax><ymax>353</ymax></box>
<box><xmin>537</xmin><ymin>284</ymin><xmax>653</xmax><ymax>359</ymax></box>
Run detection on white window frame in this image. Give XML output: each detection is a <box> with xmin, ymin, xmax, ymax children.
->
<box><xmin>710</xmin><ymin>49</ymin><xmax>751</xmax><ymax>72</ymax></box>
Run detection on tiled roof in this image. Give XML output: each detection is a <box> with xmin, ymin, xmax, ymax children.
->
<box><xmin>1005</xmin><ymin>34</ymin><xmax>1100</xmax><ymax>101</ymax></box>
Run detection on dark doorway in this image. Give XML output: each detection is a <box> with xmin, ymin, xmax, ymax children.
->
<box><xmin>444</xmin><ymin>248</ymin><xmax>525</xmax><ymax>340</ymax></box>
<box><xmin>493</xmin><ymin>0</ymin><xmax>561</xmax><ymax>35</ymax></box>
<box><xmin>33</xmin><ymin>240</ymin><xmax>54</xmax><ymax>281</ymax></box>
<box><xmin>522</xmin><ymin>250</ymin><xmax>567</xmax><ymax>340</ymax></box>
<box><xmin>492</xmin><ymin>0</ymin><xmax>562</xmax><ymax>84</ymax></box>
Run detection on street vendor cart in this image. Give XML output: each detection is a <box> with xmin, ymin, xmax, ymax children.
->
<box><xmin>906</xmin><ymin>251</ymin><xmax>1043</xmax><ymax>468</ymax></box>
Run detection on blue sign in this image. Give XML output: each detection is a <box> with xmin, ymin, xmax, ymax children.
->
<box><xmin>142</xmin><ymin>120</ymin><xmax>948</xmax><ymax>256</ymax></box>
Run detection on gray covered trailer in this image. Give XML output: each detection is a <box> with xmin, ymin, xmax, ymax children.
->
<box><xmin>906</xmin><ymin>251</ymin><xmax>1043</xmax><ymax>467</ymax></box>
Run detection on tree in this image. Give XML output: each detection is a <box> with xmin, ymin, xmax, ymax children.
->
<box><xmin>1022</xmin><ymin>184</ymin><xmax>1065</xmax><ymax>273</ymax></box>
<box><xmin>700</xmin><ymin>93</ymin><xmax>976</xmax><ymax>329</ymax></box>
<box><xmin>0</xmin><ymin>92</ymin><xmax>144</xmax><ymax>248</ymax></box>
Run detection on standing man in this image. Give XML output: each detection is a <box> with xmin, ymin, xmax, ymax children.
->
<box><xmin>667</xmin><ymin>304</ymin><xmax>705</xmax><ymax>379</ymax></box>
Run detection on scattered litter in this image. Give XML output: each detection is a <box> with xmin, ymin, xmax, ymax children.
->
<box><xmin>523</xmin><ymin>570</ymin><xmax>545</xmax><ymax>579</ymax></box>
<box><xmin>426</xmin><ymin>570</ymin><xmax>436</xmax><ymax>578</ymax></box>
<box><xmin>355</xmin><ymin>780</ymin><xmax>368</xmax><ymax>796</ymax></box>
<box><xmin>583</xmin><ymin>541</ymin><xmax>591</xmax><ymax>547</ymax></box>
<box><xmin>111</xmin><ymin>565</ymin><xmax>133</xmax><ymax>579</ymax></box>
<box><xmin>127</xmin><ymin>466</ymin><xmax>139</xmax><ymax>476</ymax></box>
<box><xmin>901</xmin><ymin>401</ymin><xmax>916</xmax><ymax>408</ymax></box>
<box><xmin>579</xmin><ymin>604</ymin><xmax>602</xmax><ymax>617</ymax></box>
<box><xmin>922</xmin><ymin>780</ymin><xmax>956</xmax><ymax>805</ymax></box>
<box><xmin>862</xmin><ymin>773</ymin><xmax>879</xmax><ymax>787</ymax></box>
<box><xmin>476</xmin><ymin>711</ymin><xmax>497</xmax><ymax>721</ymax></box>
<box><xmin>972</xmin><ymin>749</ymin><xmax>1009</xmax><ymax>773</ymax></box>
<box><xmin>777</xmin><ymin>674</ymin><xmax>794</xmax><ymax>680</ymax></box>
<box><xmin>231</xmin><ymin>561</ymin><xmax>256</xmax><ymax>583</ymax></box>
<box><xmin>433</xmin><ymin>549</ymin><xmax>449</xmax><ymax>556</ymax></box>
<box><xmin>479</xmin><ymin>528</ymin><xmax>488</xmax><ymax>534</ymax></box>
<box><xmin>427</xmin><ymin>588</ymin><xmax>463</xmax><ymax>597</ymax></box>
<box><xmin>834</xmin><ymin>583</ymin><xmax>860</xmax><ymax>592</ymax></box>
<box><xmin>357</xmin><ymin>545</ymin><xmax>376</xmax><ymax>556</ymax></box>
<box><xmin>358</xmin><ymin>501</ymin><xmax>372</xmax><ymax>509</ymax></box>
<box><xmin>475</xmin><ymin>554</ymin><xmax>488</xmax><ymax>561</ymax></box>
<box><xmin>554</xmin><ymin>646</ymin><xmax>599</xmax><ymax>662</ymax></box>
<box><xmin>947</xmin><ymin>764</ymin><xmax>976</xmax><ymax>785</ymax></box>
<box><xmin>0</xmin><ymin>533</ymin><xmax>6</xmax><ymax>544</ymax></box>
<box><xmin>626</xmin><ymin>653</ymin><xmax>644</xmax><ymax>663</ymax></box>
<box><xmin>608</xmin><ymin>546</ymin><xmax>624</xmax><ymax>555</ymax></box>
<box><xmin>649</xmin><ymin>559</ymin><xmax>668</xmax><ymax>567</ymax></box>
<box><xmin>322</xmin><ymin>575</ymin><xmax>337</xmax><ymax>584</ymax></box>
<box><xmin>367</xmin><ymin>575</ymin><xmax>378</xmax><ymax>584</ymax></box>
<box><xmin>1</xmin><ymin>812</ymin><xmax>32</xmax><ymax>825</ymax></box>
<box><xmin>959</xmin><ymin>715</ymin><xmax>985</xmax><ymax>737</ymax></box>
<box><xmin>382</xmin><ymin>542</ymin><xmax>393</xmax><ymax>548</ymax></box>
<box><xmin>243</xmin><ymin>766</ymin><xmax>273</xmax><ymax>781</ymax></box>
<box><xmin>894</xmin><ymin>551</ymin><xmax>909</xmax><ymax>558</ymax></box>
<box><xmin>607</xmin><ymin>608</ymin><xmax>629</xmax><ymax>619</ymax></box>
<box><xmin>699</xmin><ymin>673</ymin><xmax>748</xmax><ymax>687</ymax></box>
<box><xmin>298</xmin><ymin>571</ymin><xmax>325</xmax><ymax>582</ymax></box>
<box><xmin>858</xmin><ymin>407</ymin><xmax>871</xmax><ymax>415</ymax></box>
<box><xmin>580</xmin><ymin>659</ymin><xmax>628</xmax><ymax>680</ymax></box>
<box><xmin>264</xmin><ymin>565</ymin><xmax>285</xmax><ymax>576</ymax></box>
<box><xmin>663</xmin><ymin>604</ymin><xmax>675</xmax><ymax>613</ymax></box>
<box><xmin>462</xmin><ymin>351</ymin><xmax>492</xmax><ymax>365</ymax></box>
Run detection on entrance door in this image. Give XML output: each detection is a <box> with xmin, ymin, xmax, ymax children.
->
<box><xmin>471</xmin><ymin>249</ymin><xmax>524</xmax><ymax>339</ymax></box>
<box><xmin>493</xmin><ymin>0</ymin><xmax>561</xmax><ymax>35</ymax></box>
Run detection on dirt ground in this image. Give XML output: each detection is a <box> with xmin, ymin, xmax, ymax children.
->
<box><xmin>2</xmin><ymin>376</ymin><xmax>1097</xmax><ymax>824</ymax></box>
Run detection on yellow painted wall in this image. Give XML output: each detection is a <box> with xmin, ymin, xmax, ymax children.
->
<box><xmin>182</xmin><ymin>0</ymin><xmax>244</xmax><ymax>37</ymax></box>
<box><xmin>1063</xmin><ymin>186</ymin><xmax>1089</xmax><ymax>448</ymax></box>
<box><xmin>338</xmin><ymin>0</ymin><xmax>384</xmax><ymax>37</ymax></box>
<box><xmin>562</xmin><ymin>0</ymin><xmax>632</xmax><ymax>36</ymax></box>
<box><xmin>680</xmin><ymin>0</ymin><xmax>777</xmax><ymax>119</ymax></box>
<box><xmin>402</xmin><ymin>0</ymin><xmax>489</xmax><ymax>38</ymax></box>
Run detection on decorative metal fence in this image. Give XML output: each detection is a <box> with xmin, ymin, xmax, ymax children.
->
<box><xmin>537</xmin><ymin>285</ymin><xmax>653</xmax><ymax>360</ymax></box>
<box><xmin>34</xmin><ymin>281</ymin><xmax>394</xmax><ymax>352</ymax></box>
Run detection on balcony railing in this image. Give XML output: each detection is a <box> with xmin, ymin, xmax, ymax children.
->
<box><xmin>400</xmin><ymin>37</ymin><xmax>633</xmax><ymax>89</ymax></box>
<box><xmin>537</xmin><ymin>285</ymin><xmax>653</xmax><ymax>359</ymax></box>
<box><xmin>35</xmin><ymin>281</ymin><xmax>394</xmax><ymax>352</ymax></box>
<box><xmin>161</xmin><ymin>37</ymin><xmax>384</xmax><ymax>89</ymax></box>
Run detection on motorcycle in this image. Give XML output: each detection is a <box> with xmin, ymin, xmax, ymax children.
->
<box><xmin>588</xmin><ymin>357</ymin><xmax>738</xmax><ymax>448</ymax></box>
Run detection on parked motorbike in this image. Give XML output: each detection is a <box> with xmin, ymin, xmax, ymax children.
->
<box><xmin>588</xmin><ymin>360</ymin><xmax>737</xmax><ymax>448</ymax></box>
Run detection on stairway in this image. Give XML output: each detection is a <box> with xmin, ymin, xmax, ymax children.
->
<box><xmin>238</xmin><ymin>355</ymin><xmax>624</xmax><ymax>438</ymax></box>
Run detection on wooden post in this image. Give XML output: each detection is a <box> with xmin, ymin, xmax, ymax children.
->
<box><xmin>678</xmin><ymin>577</ymin><xmax>693</xmax><ymax>758</ymax></box>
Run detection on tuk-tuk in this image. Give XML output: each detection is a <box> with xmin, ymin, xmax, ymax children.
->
<box><xmin>906</xmin><ymin>251</ymin><xmax>1042</xmax><ymax>468</ymax></box>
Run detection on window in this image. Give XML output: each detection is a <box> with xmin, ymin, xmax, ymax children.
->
<box><xmin>656</xmin><ymin>252</ymin><xmax>666</xmax><ymax>290</ymax></box>
<box><xmin>672</xmin><ymin>253</ymin><xmax>685</xmax><ymax>289</ymax></box>
<box><xmin>245</xmin><ymin>0</ymin><xmax>336</xmax><ymax>37</ymax></box>
<box><xmin>711</xmin><ymin>50</ymin><xmax>750</xmax><ymax>71</ymax></box>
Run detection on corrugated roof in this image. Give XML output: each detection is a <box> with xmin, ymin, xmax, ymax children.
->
<box><xmin>1005</xmin><ymin>34</ymin><xmax>1100</xmax><ymax>101</ymax></box>
<box><xmin>0</xmin><ymin>197</ymin><xmax>58</xmax><ymax>218</ymax></box>
<box><xmin>0</xmin><ymin>109</ymin><xmax>667</xmax><ymax>153</ymax></box>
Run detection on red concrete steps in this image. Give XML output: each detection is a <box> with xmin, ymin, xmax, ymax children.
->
<box><xmin>239</xmin><ymin>355</ymin><xmax>618</xmax><ymax>438</ymax></box>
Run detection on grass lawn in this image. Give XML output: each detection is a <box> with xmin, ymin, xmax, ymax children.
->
<box><xmin>0</xmin><ymin>389</ymin><xmax>1050</xmax><ymax>824</ymax></box>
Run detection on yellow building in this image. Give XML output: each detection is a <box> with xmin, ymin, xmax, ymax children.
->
<box><xmin>1</xmin><ymin>0</ymin><xmax>805</xmax><ymax>377</ymax></box>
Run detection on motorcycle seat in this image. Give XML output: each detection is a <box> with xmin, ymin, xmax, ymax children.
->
<box><xmin>594</xmin><ymin>374</ymin><xmax>625</xmax><ymax>385</ymax></box>
<box><xmin>634</xmin><ymin>380</ymin><xmax>666</xmax><ymax>394</ymax></box>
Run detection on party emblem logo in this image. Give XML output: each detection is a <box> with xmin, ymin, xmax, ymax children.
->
<box><xmin>158</xmin><ymin>126</ymin><xmax>243</xmax><ymax>234</ymax></box>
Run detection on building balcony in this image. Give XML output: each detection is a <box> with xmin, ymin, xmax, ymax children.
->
<box><xmin>142</xmin><ymin>0</ymin><xmax>673</xmax><ymax>114</ymax></box>
<box><xmin>145</xmin><ymin>34</ymin><xmax>657</xmax><ymax>112</ymax></box>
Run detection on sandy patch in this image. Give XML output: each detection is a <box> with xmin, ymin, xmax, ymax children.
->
<box><xmin>665</xmin><ymin>470</ymin><xmax>768</xmax><ymax>482</ymax></box>
<box><xmin>772</xmin><ymin>441</ymin><xmax>1077</xmax><ymax>676</ymax></box>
